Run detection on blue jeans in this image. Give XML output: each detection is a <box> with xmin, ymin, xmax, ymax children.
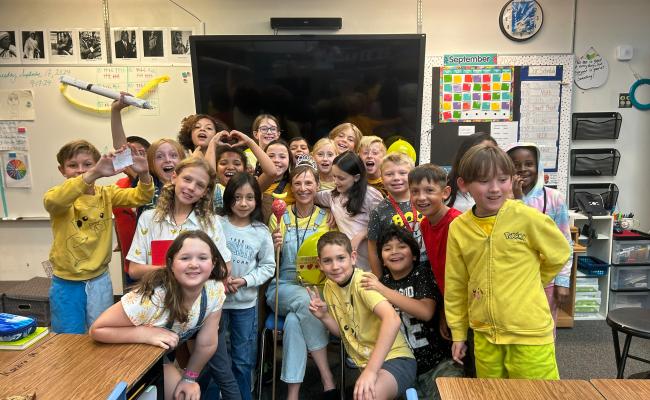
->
<box><xmin>266</xmin><ymin>281</ymin><xmax>329</xmax><ymax>383</ymax></box>
<box><xmin>208</xmin><ymin>306</ymin><xmax>257</xmax><ymax>400</ymax></box>
<box><xmin>49</xmin><ymin>271</ymin><xmax>113</xmax><ymax>333</ymax></box>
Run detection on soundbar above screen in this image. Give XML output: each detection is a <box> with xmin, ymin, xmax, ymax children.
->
<box><xmin>190</xmin><ymin>34</ymin><xmax>426</xmax><ymax>152</ymax></box>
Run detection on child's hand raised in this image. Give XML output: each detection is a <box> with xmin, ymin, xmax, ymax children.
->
<box><xmin>129</xmin><ymin>144</ymin><xmax>150</xmax><ymax>175</ymax></box>
<box><xmin>307</xmin><ymin>286</ymin><xmax>328</xmax><ymax>320</ymax></box>
<box><xmin>512</xmin><ymin>175</ymin><xmax>524</xmax><ymax>199</ymax></box>
<box><xmin>111</xmin><ymin>92</ymin><xmax>132</xmax><ymax>112</ymax></box>
<box><xmin>451</xmin><ymin>341</ymin><xmax>467</xmax><ymax>365</ymax></box>
<box><xmin>360</xmin><ymin>272</ymin><xmax>386</xmax><ymax>295</ymax></box>
<box><xmin>140</xmin><ymin>326</ymin><xmax>179</xmax><ymax>349</ymax></box>
<box><xmin>226</xmin><ymin>130</ymin><xmax>252</xmax><ymax>148</ymax></box>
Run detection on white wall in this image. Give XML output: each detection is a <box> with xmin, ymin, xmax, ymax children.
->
<box><xmin>1</xmin><ymin>0</ymin><xmax>648</xmax><ymax>288</ymax></box>
<box><xmin>572</xmin><ymin>0</ymin><xmax>650</xmax><ymax>232</ymax></box>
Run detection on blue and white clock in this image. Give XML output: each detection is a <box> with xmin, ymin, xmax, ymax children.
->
<box><xmin>499</xmin><ymin>0</ymin><xmax>544</xmax><ymax>42</ymax></box>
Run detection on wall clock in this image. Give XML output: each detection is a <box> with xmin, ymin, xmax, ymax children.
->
<box><xmin>499</xmin><ymin>0</ymin><xmax>544</xmax><ymax>42</ymax></box>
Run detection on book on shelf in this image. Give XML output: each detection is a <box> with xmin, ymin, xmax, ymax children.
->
<box><xmin>0</xmin><ymin>327</ymin><xmax>49</xmax><ymax>350</ymax></box>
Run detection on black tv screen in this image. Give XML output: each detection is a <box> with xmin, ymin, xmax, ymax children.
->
<box><xmin>190</xmin><ymin>34</ymin><xmax>426</xmax><ymax>151</ymax></box>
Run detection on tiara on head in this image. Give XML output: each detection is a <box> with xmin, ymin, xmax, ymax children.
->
<box><xmin>295</xmin><ymin>154</ymin><xmax>318</xmax><ymax>171</ymax></box>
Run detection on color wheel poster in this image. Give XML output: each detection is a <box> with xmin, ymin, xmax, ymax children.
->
<box><xmin>2</xmin><ymin>151</ymin><xmax>32</xmax><ymax>188</ymax></box>
<box><xmin>439</xmin><ymin>66</ymin><xmax>514</xmax><ymax>123</ymax></box>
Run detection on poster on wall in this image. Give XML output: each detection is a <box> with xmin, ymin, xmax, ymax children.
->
<box><xmin>168</xmin><ymin>27</ymin><xmax>193</xmax><ymax>63</ymax></box>
<box><xmin>111</xmin><ymin>28</ymin><xmax>139</xmax><ymax>63</ymax></box>
<box><xmin>48</xmin><ymin>29</ymin><xmax>77</xmax><ymax>63</ymax></box>
<box><xmin>19</xmin><ymin>30</ymin><xmax>48</xmax><ymax>64</ymax></box>
<box><xmin>142</xmin><ymin>28</ymin><xmax>167</xmax><ymax>63</ymax></box>
<box><xmin>439</xmin><ymin>65</ymin><xmax>513</xmax><ymax>123</ymax></box>
<box><xmin>2</xmin><ymin>151</ymin><xmax>32</xmax><ymax>188</ymax></box>
<box><xmin>0</xmin><ymin>90</ymin><xmax>35</xmax><ymax>121</ymax></box>
<box><xmin>0</xmin><ymin>30</ymin><xmax>20</xmax><ymax>63</ymax></box>
<box><xmin>78</xmin><ymin>29</ymin><xmax>105</xmax><ymax>63</ymax></box>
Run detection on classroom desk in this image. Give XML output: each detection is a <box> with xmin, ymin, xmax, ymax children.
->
<box><xmin>0</xmin><ymin>334</ymin><xmax>165</xmax><ymax>400</ymax></box>
<box><xmin>590</xmin><ymin>379</ymin><xmax>650</xmax><ymax>400</ymax></box>
<box><xmin>0</xmin><ymin>332</ymin><xmax>56</xmax><ymax>367</ymax></box>
<box><xmin>436</xmin><ymin>377</ymin><xmax>605</xmax><ymax>400</ymax></box>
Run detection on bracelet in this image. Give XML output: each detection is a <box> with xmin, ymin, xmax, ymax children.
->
<box><xmin>183</xmin><ymin>369</ymin><xmax>200</xmax><ymax>379</ymax></box>
<box><xmin>182</xmin><ymin>377</ymin><xmax>197</xmax><ymax>384</ymax></box>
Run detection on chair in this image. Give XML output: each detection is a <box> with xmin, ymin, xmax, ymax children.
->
<box><xmin>257</xmin><ymin>312</ymin><xmax>285</xmax><ymax>400</ymax></box>
<box><xmin>606</xmin><ymin>307</ymin><xmax>650</xmax><ymax>378</ymax></box>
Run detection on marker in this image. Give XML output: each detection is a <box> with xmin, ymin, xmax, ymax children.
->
<box><xmin>60</xmin><ymin>75</ymin><xmax>153</xmax><ymax>109</ymax></box>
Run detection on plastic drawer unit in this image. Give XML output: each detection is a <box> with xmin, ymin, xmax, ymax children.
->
<box><xmin>608</xmin><ymin>290</ymin><xmax>650</xmax><ymax>311</ymax></box>
<box><xmin>610</xmin><ymin>265</ymin><xmax>649</xmax><ymax>291</ymax></box>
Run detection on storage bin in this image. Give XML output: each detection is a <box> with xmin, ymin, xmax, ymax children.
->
<box><xmin>572</xmin><ymin>112</ymin><xmax>622</xmax><ymax>140</ymax></box>
<box><xmin>578</xmin><ymin>256</ymin><xmax>610</xmax><ymax>277</ymax></box>
<box><xmin>610</xmin><ymin>265</ymin><xmax>649</xmax><ymax>291</ymax></box>
<box><xmin>612</xmin><ymin>237</ymin><xmax>650</xmax><ymax>265</ymax></box>
<box><xmin>569</xmin><ymin>183</ymin><xmax>619</xmax><ymax>211</ymax></box>
<box><xmin>576</xmin><ymin>283</ymin><xmax>600</xmax><ymax>292</ymax></box>
<box><xmin>570</xmin><ymin>148</ymin><xmax>620</xmax><ymax>176</ymax></box>
<box><xmin>3</xmin><ymin>277</ymin><xmax>51</xmax><ymax>326</ymax></box>
<box><xmin>576</xmin><ymin>277</ymin><xmax>600</xmax><ymax>286</ymax></box>
<box><xmin>575</xmin><ymin>304</ymin><xmax>601</xmax><ymax>313</ymax></box>
<box><xmin>0</xmin><ymin>281</ymin><xmax>23</xmax><ymax>313</ymax></box>
<box><xmin>608</xmin><ymin>290</ymin><xmax>650</xmax><ymax>311</ymax></box>
<box><xmin>575</xmin><ymin>290</ymin><xmax>601</xmax><ymax>299</ymax></box>
<box><xmin>575</xmin><ymin>298</ymin><xmax>602</xmax><ymax>308</ymax></box>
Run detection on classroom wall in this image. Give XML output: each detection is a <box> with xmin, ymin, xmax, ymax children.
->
<box><xmin>572</xmin><ymin>0</ymin><xmax>650</xmax><ymax>232</ymax></box>
<box><xmin>1</xmin><ymin>0</ymin><xmax>648</xmax><ymax>290</ymax></box>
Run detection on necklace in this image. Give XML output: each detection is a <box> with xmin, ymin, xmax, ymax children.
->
<box><xmin>294</xmin><ymin>205</ymin><xmax>315</xmax><ymax>252</ymax></box>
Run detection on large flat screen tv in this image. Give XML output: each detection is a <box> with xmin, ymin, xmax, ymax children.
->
<box><xmin>190</xmin><ymin>34</ymin><xmax>426</xmax><ymax>153</ymax></box>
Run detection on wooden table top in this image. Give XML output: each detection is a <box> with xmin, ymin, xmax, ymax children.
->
<box><xmin>590</xmin><ymin>379</ymin><xmax>650</xmax><ymax>399</ymax></box>
<box><xmin>0</xmin><ymin>334</ymin><xmax>165</xmax><ymax>400</ymax></box>
<box><xmin>436</xmin><ymin>377</ymin><xmax>605</xmax><ymax>400</ymax></box>
<box><xmin>0</xmin><ymin>332</ymin><xmax>56</xmax><ymax>366</ymax></box>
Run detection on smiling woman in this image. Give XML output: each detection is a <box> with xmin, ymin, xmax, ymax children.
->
<box><xmin>264</xmin><ymin>161</ymin><xmax>338</xmax><ymax>400</ymax></box>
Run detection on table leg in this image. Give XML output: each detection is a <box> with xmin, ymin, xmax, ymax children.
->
<box><xmin>611</xmin><ymin>328</ymin><xmax>621</xmax><ymax>373</ymax></box>
<box><xmin>617</xmin><ymin>334</ymin><xmax>632</xmax><ymax>379</ymax></box>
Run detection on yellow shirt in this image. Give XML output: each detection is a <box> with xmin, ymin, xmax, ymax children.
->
<box><xmin>324</xmin><ymin>268</ymin><xmax>413</xmax><ymax>367</ymax></box>
<box><xmin>244</xmin><ymin>148</ymin><xmax>257</xmax><ymax>171</ymax></box>
<box><xmin>470</xmin><ymin>212</ymin><xmax>496</xmax><ymax>235</ymax></box>
<box><xmin>264</xmin><ymin>181</ymin><xmax>295</xmax><ymax>205</ymax></box>
<box><xmin>44</xmin><ymin>175</ymin><xmax>154</xmax><ymax>280</ymax></box>
<box><xmin>268</xmin><ymin>204</ymin><xmax>329</xmax><ymax>235</ymax></box>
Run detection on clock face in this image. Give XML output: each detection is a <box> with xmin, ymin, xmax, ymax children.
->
<box><xmin>500</xmin><ymin>0</ymin><xmax>544</xmax><ymax>42</ymax></box>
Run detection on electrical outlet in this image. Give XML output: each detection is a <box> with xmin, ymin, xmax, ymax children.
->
<box><xmin>619</xmin><ymin>93</ymin><xmax>632</xmax><ymax>108</ymax></box>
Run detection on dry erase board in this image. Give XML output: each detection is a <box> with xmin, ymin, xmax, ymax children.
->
<box><xmin>0</xmin><ymin>65</ymin><xmax>195</xmax><ymax>218</ymax></box>
<box><xmin>419</xmin><ymin>54</ymin><xmax>574</xmax><ymax>195</ymax></box>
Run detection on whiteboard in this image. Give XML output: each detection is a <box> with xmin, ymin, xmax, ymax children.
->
<box><xmin>0</xmin><ymin>65</ymin><xmax>196</xmax><ymax>218</ymax></box>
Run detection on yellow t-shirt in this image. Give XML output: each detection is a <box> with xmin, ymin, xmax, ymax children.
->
<box><xmin>470</xmin><ymin>211</ymin><xmax>496</xmax><ymax>236</ymax></box>
<box><xmin>319</xmin><ymin>180</ymin><xmax>336</xmax><ymax>191</ymax></box>
<box><xmin>244</xmin><ymin>148</ymin><xmax>257</xmax><ymax>171</ymax></box>
<box><xmin>324</xmin><ymin>268</ymin><xmax>413</xmax><ymax>367</ymax></box>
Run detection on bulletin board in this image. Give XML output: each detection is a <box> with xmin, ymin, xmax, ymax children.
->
<box><xmin>419</xmin><ymin>54</ymin><xmax>574</xmax><ymax>195</ymax></box>
<box><xmin>0</xmin><ymin>65</ymin><xmax>196</xmax><ymax>218</ymax></box>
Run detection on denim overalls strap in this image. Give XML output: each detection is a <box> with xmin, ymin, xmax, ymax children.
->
<box><xmin>165</xmin><ymin>285</ymin><xmax>208</xmax><ymax>343</ymax></box>
<box><xmin>278</xmin><ymin>208</ymin><xmax>326</xmax><ymax>282</ymax></box>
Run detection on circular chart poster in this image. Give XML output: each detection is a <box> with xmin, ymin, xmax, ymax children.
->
<box><xmin>2</xmin><ymin>151</ymin><xmax>31</xmax><ymax>188</ymax></box>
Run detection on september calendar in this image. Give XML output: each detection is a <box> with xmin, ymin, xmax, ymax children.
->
<box><xmin>439</xmin><ymin>66</ymin><xmax>514</xmax><ymax>123</ymax></box>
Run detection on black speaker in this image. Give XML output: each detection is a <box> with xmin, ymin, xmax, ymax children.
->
<box><xmin>270</xmin><ymin>17</ymin><xmax>342</xmax><ymax>30</ymax></box>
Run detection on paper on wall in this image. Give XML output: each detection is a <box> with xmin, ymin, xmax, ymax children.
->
<box><xmin>0</xmin><ymin>122</ymin><xmax>28</xmax><ymax>151</ymax></box>
<box><xmin>0</xmin><ymin>90</ymin><xmax>35</xmax><ymax>121</ymax></box>
<box><xmin>490</xmin><ymin>121</ymin><xmax>518</xmax><ymax>148</ymax></box>
<box><xmin>1</xmin><ymin>151</ymin><xmax>32</xmax><ymax>188</ymax></box>
<box><xmin>458</xmin><ymin>125</ymin><xmax>475</xmax><ymax>136</ymax></box>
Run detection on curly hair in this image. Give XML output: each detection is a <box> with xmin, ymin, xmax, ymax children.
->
<box><xmin>154</xmin><ymin>157</ymin><xmax>217</xmax><ymax>230</ymax></box>
<box><xmin>134</xmin><ymin>230</ymin><xmax>227</xmax><ymax>324</ymax></box>
<box><xmin>177</xmin><ymin>114</ymin><xmax>229</xmax><ymax>151</ymax></box>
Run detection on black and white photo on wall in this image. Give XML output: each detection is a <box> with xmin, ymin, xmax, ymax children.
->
<box><xmin>170</xmin><ymin>29</ymin><xmax>191</xmax><ymax>55</ymax></box>
<box><xmin>21</xmin><ymin>30</ymin><xmax>45</xmax><ymax>59</ymax></box>
<box><xmin>0</xmin><ymin>30</ymin><xmax>19</xmax><ymax>61</ymax></box>
<box><xmin>143</xmin><ymin>29</ymin><xmax>164</xmax><ymax>57</ymax></box>
<box><xmin>50</xmin><ymin>31</ymin><xmax>74</xmax><ymax>57</ymax></box>
<box><xmin>113</xmin><ymin>29</ymin><xmax>137</xmax><ymax>59</ymax></box>
<box><xmin>79</xmin><ymin>30</ymin><xmax>103</xmax><ymax>61</ymax></box>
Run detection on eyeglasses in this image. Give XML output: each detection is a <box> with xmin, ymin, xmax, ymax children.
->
<box><xmin>257</xmin><ymin>125</ymin><xmax>278</xmax><ymax>134</ymax></box>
